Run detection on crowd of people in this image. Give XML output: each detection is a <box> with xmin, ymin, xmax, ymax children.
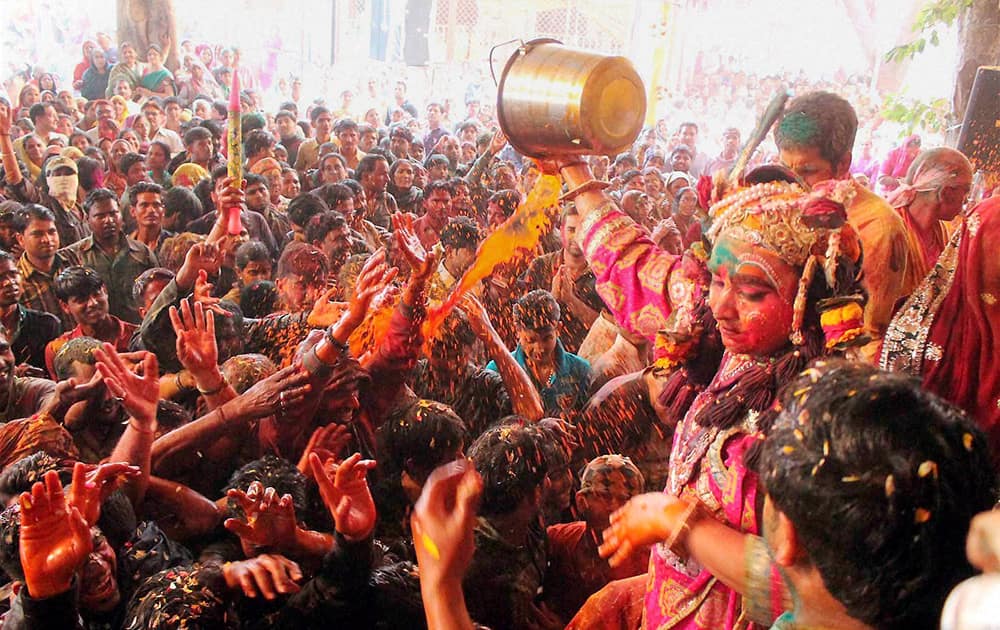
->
<box><xmin>0</xmin><ymin>28</ymin><xmax>997</xmax><ymax>630</ymax></box>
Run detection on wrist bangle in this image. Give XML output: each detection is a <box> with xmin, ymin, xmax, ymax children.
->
<box><xmin>174</xmin><ymin>372</ymin><xmax>191</xmax><ymax>392</ymax></box>
<box><xmin>665</xmin><ymin>500</ymin><xmax>710</xmax><ymax>560</ymax></box>
<box><xmin>196</xmin><ymin>375</ymin><xmax>227</xmax><ymax>396</ymax></box>
<box><xmin>128</xmin><ymin>419</ymin><xmax>156</xmax><ymax>435</ymax></box>
<box><xmin>559</xmin><ymin>178</ymin><xmax>610</xmax><ymax>203</ymax></box>
<box><xmin>324</xmin><ymin>326</ymin><xmax>349</xmax><ymax>354</ymax></box>
<box><xmin>302</xmin><ymin>346</ymin><xmax>333</xmax><ymax>378</ymax></box>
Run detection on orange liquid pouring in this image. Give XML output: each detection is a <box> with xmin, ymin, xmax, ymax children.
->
<box><xmin>423</xmin><ymin>173</ymin><xmax>562</xmax><ymax>337</ymax></box>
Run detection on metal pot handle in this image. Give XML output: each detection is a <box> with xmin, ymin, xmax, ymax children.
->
<box><xmin>488</xmin><ymin>39</ymin><xmax>524</xmax><ymax>86</ymax></box>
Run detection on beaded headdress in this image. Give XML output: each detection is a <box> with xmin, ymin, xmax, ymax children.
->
<box><xmin>706</xmin><ymin>179</ymin><xmax>865</xmax><ymax>348</ymax></box>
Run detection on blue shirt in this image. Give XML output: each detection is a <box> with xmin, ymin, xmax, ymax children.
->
<box><xmin>486</xmin><ymin>339</ymin><xmax>591</xmax><ymax>417</ymax></box>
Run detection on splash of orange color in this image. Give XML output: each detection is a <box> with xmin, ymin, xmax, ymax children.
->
<box><xmin>424</xmin><ymin>174</ymin><xmax>563</xmax><ymax>337</ymax></box>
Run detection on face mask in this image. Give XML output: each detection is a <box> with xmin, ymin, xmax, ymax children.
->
<box><xmin>47</xmin><ymin>174</ymin><xmax>78</xmax><ymax>200</ymax></box>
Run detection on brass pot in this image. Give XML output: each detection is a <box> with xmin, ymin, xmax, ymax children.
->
<box><xmin>494</xmin><ymin>38</ymin><xmax>646</xmax><ymax>159</ymax></box>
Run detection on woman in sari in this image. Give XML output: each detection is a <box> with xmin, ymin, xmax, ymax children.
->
<box><xmin>104</xmin><ymin>138</ymin><xmax>132</xmax><ymax>197</ymax></box>
<box><xmin>106</xmin><ymin>42</ymin><xmax>142</xmax><ymax>99</ymax></box>
<box><xmin>881</xmin><ymin>194</ymin><xmax>1000</xmax><ymax>464</ymax></box>
<box><xmin>551</xmin><ymin>158</ymin><xmax>866</xmax><ymax>629</ymax></box>
<box><xmin>15</xmin><ymin>84</ymin><xmax>40</xmax><ymax>119</ymax></box>
<box><xmin>136</xmin><ymin>45</ymin><xmax>175</xmax><ymax>99</ymax></box>
<box><xmin>20</xmin><ymin>134</ymin><xmax>46</xmax><ymax>182</ymax></box>
<box><xmin>885</xmin><ymin>147</ymin><xmax>973</xmax><ymax>280</ymax></box>
<box><xmin>73</xmin><ymin>41</ymin><xmax>97</xmax><ymax>89</ymax></box>
<box><xmin>80</xmin><ymin>48</ymin><xmax>111</xmax><ymax>101</ymax></box>
<box><xmin>177</xmin><ymin>56</ymin><xmax>220</xmax><ymax>104</ymax></box>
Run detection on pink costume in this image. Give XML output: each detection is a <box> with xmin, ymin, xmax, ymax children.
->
<box><xmin>577</xmin><ymin>202</ymin><xmax>764</xmax><ymax>629</ymax></box>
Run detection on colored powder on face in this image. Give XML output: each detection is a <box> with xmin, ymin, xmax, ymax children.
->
<box><xmin>423</xmin><ymin>174</ymin><xmax>562</xmax><ymax>337</ymax></box>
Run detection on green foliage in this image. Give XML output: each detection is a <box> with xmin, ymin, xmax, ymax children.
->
<box><xmin>884</xmin><ymin>0</ymin><xmax>972</xmax><ymax>62</ymax></box>
<box><xmin>881</xmin><ymin>94</ymin><xmax>953</xmax><ymax>135</ymax></box>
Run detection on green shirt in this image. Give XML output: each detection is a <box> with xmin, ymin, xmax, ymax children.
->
<box><xmin>59</xmin><ymin>234</ymin><xmax>158</xmax><ymax>324</ymax></box>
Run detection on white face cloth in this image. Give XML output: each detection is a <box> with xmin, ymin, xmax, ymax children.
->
<box><xmin>47</xmin><ymin>174</ymin><xmax>78</xmax><ymax>200</ymax></box>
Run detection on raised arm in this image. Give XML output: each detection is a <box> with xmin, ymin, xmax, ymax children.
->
<box><xmin>96</xmin><ymin>346</ymin><xmax>160</xmax><ymax>505</ymax></box>
<box><xmin>557</xmin><ymin>162</ymin><xmax>679</xmax><ymax>342</ymax></box>
<box><xmin>460</xmin><ymin>293</ymin><xmax>544</xmax><ymax>421</ymax></box>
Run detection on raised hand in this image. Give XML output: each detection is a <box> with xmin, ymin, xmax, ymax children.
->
<box><xmin>458</xmin><ymin>294</ymin><xmax>495</xmax><ymax>340</ymax></box>
<box><xmin>598</xmin><ymin>492</ymin><xmax>691</xmax><ymax>567</ymax></box>
<box><xmin>309</xmin><ymin>452</ymin><xmax>376</xmax><ymax>542</ymax></box>
<box><xmin>298</xmin><ymin>423</ymin><xmax>351</xmax><ymax>476</ymax></box>
<box><xmin>392</xmin><ymin>214</ymin><xmax>437</xmax><ymax>281</ymax></box>
<box><xmin>94</xmin><ymin>345</ymin><xmax>159</xmax><ymax>430</ymax></box>
<box><xmin>489</xmin><ymin>130</ymin><xmax>507</xmax><ymax>155</ymax></box>
<box><xmin>169</xmin><ymin>298</ymin><xmax>218</xmax><ymax>378</ymax></box>
<box><xmin>224</xmin><ymin>481</ymin><xmax>298</xmax><ymax>552</ymax></box>
<box><xmin>307</xmin><ymin>286</ymin><xmax>348</xmax><ymax>328</ymax></box>
<box><xmin>47</xmin><ymin>369</ymin><xmax>106</xmax><ymax>414</ymax></box>
<box><xmin>67</xmin><ymin>461</ymin><xmax>141</xmax><ymax>527</ymax></box>
<box><xmin>222</xmin><ymin>554</ymin><xmax>302</xmax><ymax>600</ymax></box>
<box><xmin>192</xmin><ymin>269</ymin><xmax>231</xmax><ymax>319</ymax></box>
<box><xmin>176</xmin><ymin>241</ymin><xmax>223</xmax><ymax>290</ymax></box>
<box><xmin>235</xmin><ymin>363</ymin><xmax>311</xmax><ymax>419</ymax></box>
<box><xmin>343</xmin><ymin>249</ymin><xmax>398</xmax><ymax>330</ymax></box>
<box><xmin>410</xmin><ymin>459</ymin><xmax>482</xmax><ymax>588</ymax></box>
<box><xmin>19</xmin><ymin>471</ymin><xmax>93</xmax><ymax>599</ymax></box>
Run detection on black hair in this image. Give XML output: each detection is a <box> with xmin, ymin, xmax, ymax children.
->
<box><xmin>20</xmin><ymin>204</ymin><xmax>55</xmax><ymax>229</ymax></box>
<box><xmin>0</xmin><ymin>506</ymin><xmax>25</xmax><ymax>580</ymax></box>
<box><xmin>422</xmin><ymin>179</ymin><xmax>451</xmax><ymax>199</ymax></box>
<box><xmin>381</xmin><ymin>400</ymin><xmax>467</xmax><ymax>482</ymax></box>
<box><xmin>334</xmin><ymin>118</ymin><xmax>359</xmax><ymax>134</ymax></box>
<box><xmin>182</xmin><ymin>125</ymin><xmax>212</xmax><ymax>147</ymax></box>
<box><xmin>244</xmin><ymin>129</ymin><xmax>275</xmax><ymax>158</ymax></box>
<box><xmin>234</xmin><ymin>240</ymin><xmax>271</xmax><ymax>269</ymax></box>
<box><xmin>132</xmin><ymin>267</ymin><xmax>175</xmax><ymax>303</ymax></box>
<box><xmin>759</xmin><ymin>360</ymin><xmax>997</xmax><ymax>630</ymax></box>
<box><xmin>223</xmin><ymin>455</ymin><xmax>310</xmax><ymax>526</ymax></box>
<box><xmin>309</xmin><ymin>105</ymin><xmax>330</xmax><ymax>123</ymax></box>
<box><xmin>210</xmin><ymin>100</ymin><xmax>227</xmax><ymax>119</ymax></box>
<box><xmin>54</xmin><ymin>265</ymin><xmax>105</xmax><ymax>302</ymax></box>
<box><xmin>28</xmin><ymin>102</ymin><xmax>52</xmax><ymax>125</ymax></box>
<box><xmin>162</xmin><ymin>187</ymin><xmax>203</xmax><ymax>234</ymax></box>
<box><xmin>355</xmin><ymin>154</ymin><xmax>388</xmax><ymax>181</ymax></box>
<box><xmin>439</xmin><ymin>216</ymin><xmax>479</xmax><ymax>251</ymax></box>
<box><xmin>619</xmin><ymin>168</ymin><xmax>642</xmax><ymax>184</ymax></box>
<box><xmin>775</xmin><ymin>91</ymin><xmax>858</xmax><ymax>169</ymax></box>
<box><xmin>514</xmin><ymin>289</ymin><xmax>561</xmax><ymax>329</ymax></box>
<box><xmin>287</xmin><ymin>193</ymin><xmax>329</xmax><ymax>228</ymax></box>
<box><xmin>0</xmin><ymin>452</ymin><xmax>69</xmax><ymax>506</ymax></box>
<box><xmin>468</xmin><ymin>422</ymin><xmax>551</xmax><ymax>516</ymax></box>
<box><xmin>243</xmin><ymin>172</ymin><xmax>266</xmax><ymax>189</ymax></box>
<box><xmin>124</xmin><ymin>563</ymin><xmax>236</xmax><ymax>630</ymax></box>
<box><xmin>83</xmin><ymin>187</ymin><xmax>118</xmax><ymax>215</ymax></box>
<box><xmin>313</xmin><ymin>183</ymin><xmax>354</xmax><ymax>211</ymax></box>
<box><xmin>209</xmin><ymin>164</ymin><xmax>229</xmax><ymax>188</ymax></box>
<box><xmin>488</xmin><ymin>189</ymin><xmax>519</xmax><ymax>219</ymax></box>
<box><xmin>239</xmin><ymin>281</ymin><xmax>278</xmax><ymax>319</ymax></box>
<box><xmin>129</xmin><ymin>180</ymin><xmax>164</xmax><ymax>200</ymax></box>
<box><xmin>305</xmin><ymin>211</ymin><xmax>348</xmax><ymax>245</ymax></box>
<box><xmin>274</xmin><ymin>109</ymin><xmax>296</xmax><ymax>123</ymax></box>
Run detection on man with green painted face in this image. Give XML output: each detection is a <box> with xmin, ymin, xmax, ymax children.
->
<box><xmin>775</xmin><ymin>91</ymin><xmax>922</xmax><ymax>363</ymax></box>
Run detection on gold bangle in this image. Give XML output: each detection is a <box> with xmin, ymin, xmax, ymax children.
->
<box><xmin>196</xmin><ymin>375</ymin><xmax>227</xmax><ymax>396</ymax></box>
<box><xmin>665</xmin><ymin>500</ymin><xmax>710</xmax><ymax>559</ymax></box>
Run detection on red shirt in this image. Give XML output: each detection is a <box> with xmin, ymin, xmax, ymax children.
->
<box><xmin>44</xmin><ymin>316</ymin><xmax>137</xmax><ymax>379</ymax></box>
<box><xmin>543</xmin><ymin>521</ymin><xmax>649</xmax><ymax>623</ymax></box>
